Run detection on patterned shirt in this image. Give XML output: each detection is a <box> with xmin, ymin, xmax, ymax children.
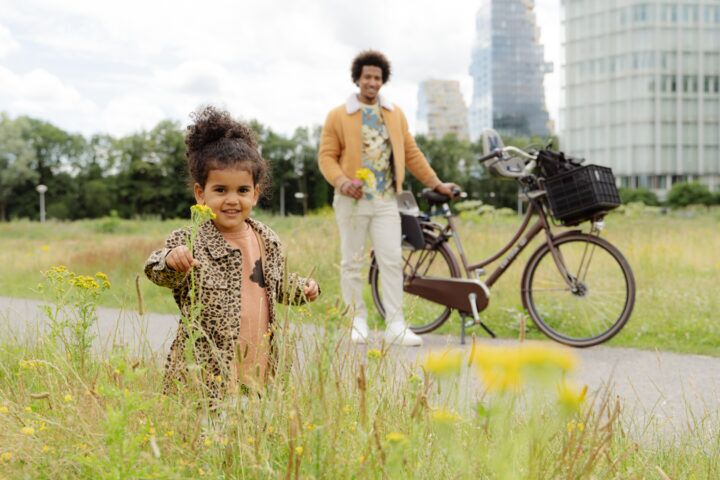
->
<box><xmin>360</xmin><ymin>102</ymin><xmax>394</xmax><ymax>198</ymax></box>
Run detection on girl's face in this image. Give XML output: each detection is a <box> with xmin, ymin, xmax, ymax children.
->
<box><xmin>194</xmin><ymin>167</ymin><xmax>259</xmax><ymax>233</ymax></box>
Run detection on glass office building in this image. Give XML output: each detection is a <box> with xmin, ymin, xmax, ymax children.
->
<box><xmin>468</xmin><ymin>0</ymin><xmax>552</xmax><ymax>140</ymax></box>
<box><xmin>417</xmin><ymin>79</ymin><xmax>469</xmax><ymax>140</ymax></box>
<box><xmin>561</xmin><ymin>0</ymin><xmax>720</xmax><ymax>193</ymax></box>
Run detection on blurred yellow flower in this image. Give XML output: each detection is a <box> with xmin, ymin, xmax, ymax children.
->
<box><xmin>191</xmin><ymin>204</ymin><xmax>217</xmax><ymax>221</ymax></box>
<box><xmin>165</xmin><ymin>431</ymin><xmax>174</xmax><ymax>438</ymax></box>
<box><xmin>355</xmin><ymin>168</ymin><xmax>377</xmax><ymax>192</ymax></box>
<box><xmin>557</xmin><ymin>381</ymin><xmax>588</xmax><ymax>413</ymax></box>
<box><xmin>367</xmin><ymin>349</ymin><xmax>382</xmax><ymax>360</ymax></box>
<box><xmin>295</xmin><ymin>446</ymin><xmax>304</xmax><ymax>455</ymax></box>
<box><xmin>342</xmin><ymin>405</ymin><xmax>352</xmax><ymax>414</ymax></box>
<box><xmin>42</xmin><ymin>445</ymin><xmax>51</xmax><ymax>453</ymax></box>
<box><xmin>63</xmin><ymin>394</ymin><xmax>73</xmax><ymax>403</ymax></box>
<box><xmin>431</xmin><ymin>409</ymin><xmax>462</xmax><ymax>424</ymax></box>
<box><xmin>422</xmin><ymin>350</ymin><xmax>463</xmax><ymax>377</ymax></box>
<box><xmin>304</xmin><ymin>422</ymin><xmax>316</xmax><ymax>431</ymax></box>
<box><xmin>203</xmin><ymin>438</ymin><xmax>212</xmax><ymax>447</ymax></box>
<box><xmin>24</xmin><ymin>406</ymin><xmax>32</xmax><ymax>413</ymax></box>
<box><xmin>385</xmin><ymin>432</ymin><xmax>407</xmax><ymax>443</ymax></box>
<box><xmin>40</xmin><ymin>245</ymin><xmax>50</xmax><ymax>252</ymax></box>
<box><xmin>214</xmin><ymin>375</ymin><xmax>223</xmax><ymax>384</ymax></box>
<box><xmin>21</xmin><ymin>427</ymin><xmax>35</xmax><ymax>436</ymax></box>
<box><xmin>95</xmin><ymin>272</ymin><xmax>111</xmax><ymax>289</ymax></box>
<box><xmin>0</xmin><ymin>451</ymin><xmax>13</xmax><ymax>462</ymax></box>
<box><xmin>0</xmin><ymin>406</ymin><xmax>8</xmax><ymax>414</ymax></box>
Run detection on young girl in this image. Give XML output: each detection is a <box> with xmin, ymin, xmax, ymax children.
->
<box><xmin>145</xmin><ymin>106</ymin><xmax>319</xmax><ymax>398</ymax></box>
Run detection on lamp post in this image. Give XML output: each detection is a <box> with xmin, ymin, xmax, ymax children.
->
<box><xmin>294</xmin><ymin>192</ymin><xmax>307</xmax><ymax>216</ymax></box>
<box><xmin>36</xmin><ymin>184</ymin><xmax>47</xmax><ymax>223</ymax></box>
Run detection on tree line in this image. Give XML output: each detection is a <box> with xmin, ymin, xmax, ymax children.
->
<box><xmin>1</xmin><ymin>112</ymin><xmax>551</xmax><ymax>221</ymax></box>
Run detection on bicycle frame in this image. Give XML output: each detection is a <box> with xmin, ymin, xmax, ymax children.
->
<box><xmin>436</xmin><ymin>196</ymin><xmax>578</xmax><ymax>289</ymax></box>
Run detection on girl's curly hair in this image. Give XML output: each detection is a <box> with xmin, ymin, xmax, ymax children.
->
<box><xmin>351</xmin><ymin>50</ymin><xmax>391</xmax><ymax>84</ymax></box>
<box><xmin>185</xmin><ymin>105</ymin><xmax>270</xmax><ymax>193</ymax></box>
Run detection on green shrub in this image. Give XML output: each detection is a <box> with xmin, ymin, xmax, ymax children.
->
<box><xmin>667</xmin><ymin>182</ymin><xmax>713</xmax><ymax>208</ymax></box>
<box><xmin>619</xmin><ymin>187</ymin><xmax>659</xmax><ymax>206</ymax></box>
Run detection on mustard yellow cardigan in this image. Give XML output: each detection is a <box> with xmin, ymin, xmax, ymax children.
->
<box><xmin>318</xmin><ymin>94</ymin><xmax>441</xmax><ymax>192</ymax></box>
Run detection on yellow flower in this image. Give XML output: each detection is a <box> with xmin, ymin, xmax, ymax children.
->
<box><xmin>246</xmin><ymin>436</ymin><xmax>255</xmax><ymax>445</ymax></box>
<box><xmin>198</xmin><ymin>468</ymin><xmax>205</xmax><ymax>476</ymax></box>
<box><xmin>63</xmin><ymin>394</ymin><xmax>73</xmax><ymax>403</ymax></box>
<box><xmin>355</xmin><ymin>168</ymin><xmax>377</xmax><ymax>191</ymax></box>
<box><xmin>295</xmin><ymin>446</ymin><xmax>304</xmax><ymax>455</ymax></box>
<box><xmin>214</xmin><ymin>375</ymin><xmax>223</xmax><ymax>384</ymax></box>
<box><xmin>367</xmin><ymin>349</ymin><xmax>383</xmax><ymax>360</ymax></box>
<box><xmin>191</xmin><ymin>204</ymin><xmax>217</xmax><ymax>221</ymax></box>
<box><xmin>385</xmin><ymin>432</ymin><xmax>407</xmax><ymax>443</ymax></box>
<box><xmin>304</xmin><ymin>422</ymin><xmax>316</xmax><ymax>432</ymax></box>
<box><xmin>267</xmin><ymin>426</ymin><xmax>274</xmax><ymax>434</ymax></box>
<box><xmin>422</xmin><ymin>350</ymin><xmax>463</xmax><ymax>377</ymax></box>
<box><xmin>342</xmin><ymin>405</ymin><xmax>352</xmax><ymax>414</ymax></box>
<box><xmin>40</xmin><ymin>245</ymin><xmax>50</xmax><ymax>252</ymax></box>
<box><xmin>42</xmin><ymin>445</ymin><xmax>52</xmax><ymax>453</ymax></box>
<box><xmin>95</xmin><ymin>272</ymin><xmax>111</xmax><ymax>289</ymax></box>
<box><xmin>165</xmin><ymin>431</ymin><xmax>174</xmax><ymax>438</ymax></box>
<box><xmin>24</xmin><ymin>406</ymin><xmax>32</xmax><ymax>413</ymax></box>
<box><xmin>21</xmin><ymin>427</ymin><xmax>35</xmax><ymax>436</ymax></box>
<box><xmin>0</xmin><ymin>406</ymin><xmax>8</xmax><ymax>414</ymax></box>
<box><xmin>72</xmin><ymin>275</ymin><xmax>100</xmax><ymax>291</ymax></box>
<box><xmin>557</xmin><ymin>381</ymin><xmax>588</xmax><ymax>413</ymax></box>
<box><xmin>1</xmin><ymin>451</ymin><xmax>13</xmax><ymax>462</ymax></box>
<box><xmin>203</xmin><ymin>438</ymin><xmax>212</xmax><ymax>447</ymax></box>
<box><xmin>431</xmin><ymin>409</ymin><xmax>461</xmax><ymax>424</ymax></box>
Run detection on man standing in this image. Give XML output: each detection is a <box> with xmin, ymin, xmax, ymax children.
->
<box><xmin>318</xmin><ymin>50</ymin><xmax>457</xmax><ymax>346</ymax></box>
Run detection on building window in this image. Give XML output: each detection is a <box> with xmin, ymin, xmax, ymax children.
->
<box><xmin>683</xmin><ymin>75</ymin><xmax>698</xmax><ymax>93</ymax></box>
<box><xmin>705</xmin><ymin>75</ymin><xmax>720</xmax><ymax>94</ymax></box>
<box><xmin>661</xmin><ymin>75</ymin><xmax>677</xmax><ymax>92</ymax></box>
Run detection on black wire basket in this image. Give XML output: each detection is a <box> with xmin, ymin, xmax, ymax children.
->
<box><xmin>544</xmin><ymin>165</ymin><xmax>621</xmax><ymax>225</ymax></box>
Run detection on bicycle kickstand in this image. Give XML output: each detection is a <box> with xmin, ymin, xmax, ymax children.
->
<box><xmin>467</xmin><ymin>293</ymin><xmax>497</xmax><ymax>342</ymax></box>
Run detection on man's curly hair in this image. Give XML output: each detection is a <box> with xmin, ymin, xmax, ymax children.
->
<box><xmin>185</xmin><ymin>105</ymin><xmax>270</xmax><ymax>193</ymax></box>
<box><xmin>351</xmin><ymin>50</ymin><xmax>391</xmax><ymax>84</ymax></box>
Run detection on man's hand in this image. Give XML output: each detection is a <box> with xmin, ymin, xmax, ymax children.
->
<box><xmin>434</xmin><ymin>182</ymin><xmax>460</xmax><ymax>198</ymax></box>
<box><xmin>340</xmin><ymin>180</ymin><xmax>363</xmax><ymax>200</ymax></box>
<box><xmin>166</xmin><ymin>246</ymin><xmax>199</xmax><ymax>272</ymax></box>
<box><xmin>304</xmin><ymin>279</ymin><xmax>320</xmax><ymax>301</ymax></box>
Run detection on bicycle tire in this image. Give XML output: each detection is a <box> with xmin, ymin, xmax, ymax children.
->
<box><xmin>521</xmin><ymin>233</ymin><xmax>635</xmax><ymax>347</ymax></box>
<box><xmin>370</xmin><ymin>236</ymin><xmax>462</xmax><ymax>334</ymax></box>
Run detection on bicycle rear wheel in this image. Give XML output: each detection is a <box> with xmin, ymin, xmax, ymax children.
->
<box><xmin>370</xmin><ymin>237</ymin><xmax>461</xmax><ymax>333</ymax></box>
<box><xmin>521</xmin><ymin>233</ymin><xmax>635</xmax><ymax>347</ymax></box>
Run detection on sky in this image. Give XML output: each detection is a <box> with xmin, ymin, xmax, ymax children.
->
<box><xmin>0</xmin><ymin>0</ymin><xmax>562</xmax><ymax>138</ymax></box>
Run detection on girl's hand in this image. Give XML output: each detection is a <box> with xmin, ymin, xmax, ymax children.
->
<box><xmin>166</xmin><ymin>246</ymin><xmax>199</xmax><ymax>272</ymax></box>
<box><xmin>304</xmin><ymin>279</ymin><xmax>319</xmax><ymax>301</ymax></box>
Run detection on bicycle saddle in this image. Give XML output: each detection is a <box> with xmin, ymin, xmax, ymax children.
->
<box><xmin>421</xmin><ymin>188</ymin><xmax>452</xmax><ymax>206</ymax></box>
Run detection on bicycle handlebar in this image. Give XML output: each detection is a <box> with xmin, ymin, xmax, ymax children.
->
<box><xmin>478</xmin><ymin>146</ymin><xmax>538</xmax><ymax>179</ymax></box>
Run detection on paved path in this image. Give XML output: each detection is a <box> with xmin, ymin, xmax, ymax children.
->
<box><xmin>2</xmin><ymin>296</ymin><xmax>719</xmax><ymax>435</ymax></box>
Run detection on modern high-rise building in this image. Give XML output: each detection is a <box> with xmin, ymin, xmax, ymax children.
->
<box><xmin>561</xmin><ymin>0</ymin><xmax>720</xmax><ymax>193</ymax></box>
<box><xmin>468</xmin><ymin>0</ymin><xmax>552</xmax><ymax>140</ymax></box>
<box><xmin>416</xmin><ymin>79</ymin><xmax>469</xmax><ymax>140</ymax></box>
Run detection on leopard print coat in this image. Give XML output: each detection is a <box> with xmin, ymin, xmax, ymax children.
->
<box><xmin>144</xmin><ymin>218</ymin><xmax>312</xmax><ymax>398</ymax></box>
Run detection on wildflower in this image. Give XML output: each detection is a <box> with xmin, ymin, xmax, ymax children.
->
<box><xmin>0</xmin><ymin>451</ymin><xmax>13</xmax><ymax>462</ymax></box>
<box><xmin>385</xmin><ymin>432</ymin><xmax>407</xmax><ymax>443</ymax></box>
<box><xmin>38</xmin><ymin>421</ymin><xmax>47</xmax><ymax>431</ymax></box>
<box><xmin>24</xmin><ymin>406</ymin><xmax>32</xmax><ymax>413</ymax></box>
<box><xmin>422</xmin><ymin>350</ymin><xmax>463</xmax><ymax>377</ymax></box>
<box><xmin>295</xmin><ymin>446</ymin><xmax>304</xmax><ymax>455</ymax></box>
<box><xmin>342</xmin><ymin>405</ymin><xmax>352</xmax><ymax>414</ymax></box>
<box><xmin>220</xmin><ymin>437</ymin><xmax>229</xmax><ymax>446</ymax></box>
<box><xmin>367</xmin><ymin>349</ymin><xmax>382</xmax><ymax>360</ymax></box>
<box><xmin>557</xmin><ymin>381</ymin><xmax>588</xmax><ymax>413</ymax></box>
<box><xmin>191</xmin><ymin>204</ymin><xmax>217</xmax><ymax>222</ymax></box>
<box><xmin>0</xmin><ymin>406</ymin><xmax>8</xmax><ymax>414</ymax></box>
<box><xmin>203</xmin><ymin>438</ymin><xmax>212</xmax><ymax>447</ymax></box>
<box><xmin>165</xmin><ymin>431</ymin><xmax>174</xmax><ymax>438</ymax></box>
<box><xmin>72</xmin><ymin>275</ymin><xmax>100</xmax><ymax>291</ymax></box>
<box><xmin>267</xmin><ymin>426</ymin><xmax>274</xmax><ymax>434</ymax></box>
<box><xmin>304</xmin><ymin>422</ymin><xmax>316</xmax><ymax>431</ymax></box>
<box><xmin>355</xmin><ymin>168</ymin><xmax>377</xmax><ymax>190</ymax></box>
<box><xmin>21</xmin><ymin>427</ymin><xmax>35</xmax><ymax>436</ymax></box>
<box><xmin>246</xmin><ymin>437</ymin><xmax>255</xmax><ymax>445</ymax></box>
<box><xmin>148</xmin><ymin>427</ymin><xmax>156</xmax><ymax>435</ymax></box>
<box><xmin>198</xmin><ymin>468</ymin><xmax>206</xmax><ymax>476</ymax></box>
<box><xmin>431</xmin><ymin>409</ymin><xmax>461</xmax><ymax>424</ymax></box>
<box><xmin>41</xmin><ymin>245</ymin><xmax>50</xmax><ymax>251</ymax></box>
<box><xmin>63</xmin><ymin>394</ymin><xmax>73</xmax><ymax>403</ymax></box>
<box><xmin>95</xmin><ymin>272</ymin><xmax>111</xmax><ymax>289</ymax></box>
<box><xmin>214</xmin><ymin>375</ymin><xmax>223</xmax><ymax>384</ymax></box>
<box><xmin>42</xmin><ymin>445</ymin><xmax>51</xmax><ymax>453</ymax></box>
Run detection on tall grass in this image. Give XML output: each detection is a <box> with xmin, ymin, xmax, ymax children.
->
<box><xmin>0</xmin><ymin>207</ymin><xmax>718</xmax><ymax>354</ymax></box>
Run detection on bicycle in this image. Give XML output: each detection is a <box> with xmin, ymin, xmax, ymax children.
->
<box><xmin>368</xmin><ymin>134</ymin><xmax>636</xmax><ymax>347</ymax></box>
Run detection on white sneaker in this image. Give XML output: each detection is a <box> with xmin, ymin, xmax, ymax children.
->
<box><xmin>384</xmin><ymin>323</ymin><xmax>423</xmax><ymax>347</ymax></box>
<box><xmin>351</xmin><ymin>318</ymin><xmax>369</xmax><ymax>344</ymax></box>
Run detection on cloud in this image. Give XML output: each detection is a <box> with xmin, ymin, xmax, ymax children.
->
<box><xmin>0</xmin><ymin>24</ymin><xmax>20</xmax><ymax>57</ymax></box>
<box><xmin>0</xmin><ymin>66</ymin><xmax>96</xmax><ymax>113</ymax></box>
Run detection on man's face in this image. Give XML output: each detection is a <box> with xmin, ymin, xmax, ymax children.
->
<box><xmin>357</xmin><ymin>65</ymin><xmax>383</xmax><ymax>104</ymax></box>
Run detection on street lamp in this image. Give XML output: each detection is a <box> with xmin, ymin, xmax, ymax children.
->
<box><xmin>36</xmin><ymin>184</ymin><xmax>48</xmax><ymax>223</ymax></box>
<box><xmin>294</xmin><ymin>192</ymin><xmax>307</xmax><ymax>216</ymax></box>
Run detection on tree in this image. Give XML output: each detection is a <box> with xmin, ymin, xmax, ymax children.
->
<box><xmin>0</xmin><ymin>115</ymin><xmax>39</xmax><ymax>221</ymax></box>
<box><xmin>666</xmin><ymin>182</ymin><xmax>713</xmax><ymax>208</ymax></box>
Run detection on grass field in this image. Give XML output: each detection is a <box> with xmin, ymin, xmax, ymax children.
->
<box><xmin>1</xmin><ymin>207</ymin><xmax>719</xmax><ymax>477</ymax></box>
<box><xmin>1</xmin><ymin>206</ymin><xmax>718</xmax><ymax>355</ymax></box>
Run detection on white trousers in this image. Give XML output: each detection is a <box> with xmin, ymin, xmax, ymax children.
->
<box><xmin>333</xmin><ymin>193</ymin><xmax>404</xmax><ymax>326</ymax></box>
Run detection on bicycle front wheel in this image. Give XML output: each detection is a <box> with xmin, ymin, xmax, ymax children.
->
<box><xmin>521</xmin><ymin>233</ymin><xmax>635</xmax><ymax>347</ymax></box>
<box><xmin>370</xmin><ymin>238</ymin><xmax>461</xmax><ymax>334</ymax></box>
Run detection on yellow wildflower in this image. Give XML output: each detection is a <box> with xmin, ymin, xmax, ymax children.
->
<box><xmin>422</xmin><ymin>350</ymin><xmax>463</xmax><ymax>377</ymax></box>
<box><xmin>21</xmin><ymin>427</ymin><xmax>35</xmax><ymax>436</ymax></box>
<box><xmin>367</xmin><ymin>349</ymin><xmax>382</xmax><ymax>360</ymax></box>
<box><xmin>1</xmin><ymin>451</ymin><xmax>13</xmax><ymax>462</ymax></box>
<box><xmin>557</xmin><ymin>381</ymin><xmax>588</xmax><ymax>413</ymax></box>
<box><xmin>72</xmin><ymin>275</ymin><xmax>100</xmax><ymax>291</ymax></box>
<box><xmin>267</xmin><ymin>426</ymin><xmax>274</xmax><ymax>434</ymax></box>
<box><xmin>295</xmin><ymin>446</ymin><xmax>304</xmax><ymax>455</ymax></box>
<box><xmin>0</xmin><ymin>406</ymin><xmax>8</xmax><ymax>414</ymax></box>
<box><xmin>95</xmin><ymin>272</ymin><xmax>111</xmax><ymax>289</ymax></box>
<box><xmin>203</xmin><ymin>438</ymin><xmax>212</xmax><ymax>447</ymax></box>
<box><xmin>165</xmin><ymin>431</ymin><xmax>174</xmax><ymax>438</ymax></box>
<box><xmin>431</xmin><ymin>409</ymin><xmax>461</xmax><ymax>424</ymax></box>
<box><xmin>342</xmin><ymin>405</ymin><xmax>352</xmax><ymax>414</ymax></box>
<box><xmin>24</xmin><ymin>406</ymin><xmax>32</xmax><ymax>413</ymax></box>
<box><xmin>191</xmin><ymin>204</ymin><xmax>217</xmax><ymax>221</ymax></box>
<box><xmin>214</xmin><ymin>375</ymin><xmax>223</xmax><ymax>384</ymax></box>
<box><xmin>198</xmin><ymin>468</ymin><xmax>205</xmax><ymax>476</ymax></box>
<box><xmin>40</xmin><ymin>245</ymin><xmax>50</xmax><ymax>251</ymax></box>
<box><xmin>246</xmin><ymin>436</ymin><xmax>255</xmax><ymax>445</ymax></box>
<box><xmin>42</xmin><ymin>445</ymin><xmax>51</xmax><ymax>453</ymax></box>
<box><xmin>385</xmin><ymin>432</ymin><xmax>407</xmax><ymax>443</ymax></box>
<box><xmin>355</xmin><ymin>168</ymin><xmax>377</xmax><ymax>191</ymax></box>
<box><xmin>304</xmin><ymin>422</ymin><xmax>316</xmax><ymax>432</ymax></box>
<box><xmin>63</xmin><ymin>394</ymin><xmax>73</xmax><ymax>403</ymax></box>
